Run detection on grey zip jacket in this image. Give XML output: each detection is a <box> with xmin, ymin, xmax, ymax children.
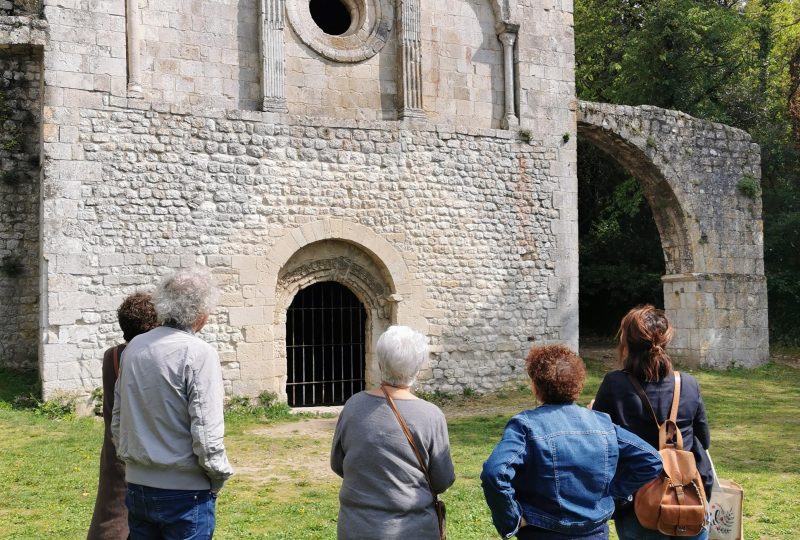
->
<box><xmin>111</xmin><ymin>326</ymin><xmax>234</xmax><ymax>491</ymax></box>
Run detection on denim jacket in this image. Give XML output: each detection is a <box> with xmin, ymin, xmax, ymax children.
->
<box><xmin>481</xmin><ymin>404</ymin><xmax>662</xmax><ymax>538</ymax></box>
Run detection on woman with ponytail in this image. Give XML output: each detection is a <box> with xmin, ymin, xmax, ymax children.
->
<box><xmin>592</xmin><ymin>305</ymin><xmax>712</xmax><ymax>540</ymax></box>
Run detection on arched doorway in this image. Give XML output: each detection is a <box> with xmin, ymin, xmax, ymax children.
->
<box><xmin>285</xmin><ymin>281</ymin><xmax>367</xmax><ymax>406</ymax></box>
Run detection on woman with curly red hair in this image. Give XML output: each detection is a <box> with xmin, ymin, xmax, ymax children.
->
<box><xmin>481</xmin><ymin>344</ymin><xmax>662</xmax><ymax>540</ymax></box>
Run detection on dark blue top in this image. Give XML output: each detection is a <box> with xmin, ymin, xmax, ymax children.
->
<box><xmin>592</xmin><ymin>370</ymin><xmax>713</xmax><ymax>497</ymax></box>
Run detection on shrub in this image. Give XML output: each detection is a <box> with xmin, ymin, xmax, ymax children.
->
<box><xmin>737</xmin><ymin>175</ymin><xmax>761</xmax><ymax>198</ymax></box>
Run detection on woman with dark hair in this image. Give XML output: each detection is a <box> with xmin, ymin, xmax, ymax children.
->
<box><xmin>592</xmin><ymin>305</ymin><xmax>712</xmax><ymax>540</ymax></box>
<box><xmin>87</xmin><ymin>292</ymin><xmax>158</xmax><ymax>540</ymax></box>
<box><xmin>481</xmin><ymin>345</ymin><xmax>662</xmax><ymax>540</ymax></box>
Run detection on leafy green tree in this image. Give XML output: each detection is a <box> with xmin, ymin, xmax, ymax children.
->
<box><xmin>575</xmin><ymin>0</ymin><xmax>800</xmax><ymax>344</ymax></box>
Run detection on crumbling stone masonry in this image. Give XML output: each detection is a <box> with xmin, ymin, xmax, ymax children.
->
<box><xmin>578</xmin><ymin>102</ymin><xmax>768</xmax><ymax>367</ymax></box>
<box><xmin>0</xmin><ymin>14</ymin><xmax>46</xmax><ymax>370</ymax></box>
<box><xmin>0</xmin><ymin>0</ymin><xmax>767</xmax><ymax>403</ymax></box>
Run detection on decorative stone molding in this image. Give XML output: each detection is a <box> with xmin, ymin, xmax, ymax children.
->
<box><xmin>397</xmin><ymin>0</ymin><xmax>423</xmax><ymax>119</ymax></box>
<box><xmin>259</xmin><ymin>0</ymin><xmax>288</xmax><ymax>112</ymax></box>
<box><xmin>285</xmin><ymin>0</ymin><xmax>394</xmax><ymax>63</ymax></box>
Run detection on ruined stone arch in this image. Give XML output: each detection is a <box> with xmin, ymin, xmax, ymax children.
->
<box><xmin>576</xmin><ymin>101</ymin><xmax>768</xmax><ymax>367</ymax></box>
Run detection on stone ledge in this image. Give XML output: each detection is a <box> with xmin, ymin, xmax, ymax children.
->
<box><xmin>661</xmin><ymin>272</ymin><xmax>767</xmax><ymax>283</ymax></box>
<box><xmin>0</xmin><ymin>15</ymin><xmax>47</xmax><ymax>47</ymax></box>
<box><xmin>97</xmin><ymin>96</ymin><xmax>520</xmax><ymax>141</ymax></box>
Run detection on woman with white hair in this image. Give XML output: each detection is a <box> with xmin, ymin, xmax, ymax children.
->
<box><xmin>331</xmin><ymin>325</ymin><xmax>455</xmax><ymax>540</ymax></box>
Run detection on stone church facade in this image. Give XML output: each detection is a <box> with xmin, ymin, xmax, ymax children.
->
<box><xmin>0</xmin><ymin>0</ymin><xmax>768</xmax><ymax>404</ymax></box>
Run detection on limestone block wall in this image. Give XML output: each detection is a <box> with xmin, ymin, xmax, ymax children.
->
<box><xmin>137</xmin><ymin>0</ymin><xmax>262</xmax><ymax>110</ymax></box>
<box><xmin>518</xmin><ymin>0</ymin><xmax>578</xmax><ymax>347</ymax></box>
<box><xmin>421</xmin><ymin>0</ymin><xmax>504</xmax><ymax>127</ymax></box>
<box><xmin>0</xmin><ymin>44</ymin><xmax>42</xmax><ymax>370</ymax></box>
<box><xmin>38</xmin><ymin>102</ymin><xmax>570</xmax><ymax>397</ymax></box>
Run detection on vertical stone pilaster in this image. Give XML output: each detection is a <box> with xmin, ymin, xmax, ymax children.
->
<box><xmin>499</xmin><ymin>31</ymin><xmax>519</xmax><ymax>129</ymax></box>
<box><xmin>398</xmin><ymin>0</ymin><xmax>424</xmax><ymax>119</ymax></box>
<box><xmin>125</xmin><ymin>0</ymin><xmax>142</xmax><ymax>95</ymax></box>
<box><xmin>260</xmin><ymin>0</ymin><xmax>288</xmax><ymax>113</ymax></box>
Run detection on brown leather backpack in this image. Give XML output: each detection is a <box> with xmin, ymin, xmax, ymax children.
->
<box><xmin>630</xmin><ymin>372</ymin><xmax>708</xmax><ymax>536</ymax></box>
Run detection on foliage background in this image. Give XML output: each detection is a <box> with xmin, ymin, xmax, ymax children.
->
<box><xmin>575</xmin><ymin>0</ymin><xmax>800</xmax><ymax>342</ymax></box>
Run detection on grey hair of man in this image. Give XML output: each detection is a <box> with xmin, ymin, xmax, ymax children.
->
<box><xmin>153</xmin><ymin>266</ymin><xmax>220</xmax><ymax>330</ymax></box>
<box><xmin>377</xmin><ymin>325</ymin><xmax>429</xmax><ymax>387</ymax></box>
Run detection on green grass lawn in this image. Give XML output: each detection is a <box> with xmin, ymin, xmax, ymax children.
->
<box><xmin>0</xmin><ymin>360</ymin><xmax>797</xmax><ymax>539</ymax></box>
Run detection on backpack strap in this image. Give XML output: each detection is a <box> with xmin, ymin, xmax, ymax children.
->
<box><xmin>628</xmin><ymin>371</ymin><xmax>684</xmax><ymax>450</ymax></box>
<box><xmin>659</xmin><ymin>372</ymin><xmax>684</xmax><ymax>451</ymax></box>
<box><xmin>112</xmin><ymin>345</ymin><xmax>121</xmax><ymax>378</ymax></box>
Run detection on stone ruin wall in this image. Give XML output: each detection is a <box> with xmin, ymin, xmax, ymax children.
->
<box><xmin>578</xmin><ymin>102</ymin><xmax>768</xmax><ymax>367</ymax></box>
<box><xmin>0</xmin><ymin>38</ymin><xmax>42</xmax><ymax>370</ymax></box>
<box><xmin>34</xmin><ymin>0</ymin><xmax>579</xmax><ymax>397</ymax></box>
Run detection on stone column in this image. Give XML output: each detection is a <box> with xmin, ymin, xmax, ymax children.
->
<box><xmin>662</xmin><ymin>273</ymin><xmax>769</xmax><ymax>368</ymax></box>
<box><xmin>499</xmin><ymin>31</ymin><xmax>518</xmax><ymax>129</ymax></box>
<box><xmin>125</xmin><ymin>0</ymin><xmax>142</xmax><ymax>95</ymax></box>
<box><xmin>398</xmin><ymin>0</ymin><xmax>424</xmax><ymax>119</ymax></box>
<box><xmin>260</xmin><ymin>0</ymin><xmax>288</xmax><ymax>112</ymax></box>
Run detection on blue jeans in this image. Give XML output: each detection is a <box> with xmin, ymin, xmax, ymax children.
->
<box><xmin>615</xmin><ymin>511</ymin><xmax>708</xmax><ymax>540</ymax></box>
<box><xmin>517</xmin><ymin>523</ymin><xmax>609</xmax><ymax>539</ymax></box>
<box><xmin>125</xmin><ymin>483</ymin><xmax>217</xmax><ymax>540</ymax></box>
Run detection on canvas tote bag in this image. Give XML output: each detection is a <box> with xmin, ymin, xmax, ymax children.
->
<box><xmin>707</xmin><ymin>451</ymin><xmax>744</xmax><ymax>540</ymax></box>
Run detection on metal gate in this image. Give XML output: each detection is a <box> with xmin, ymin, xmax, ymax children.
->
<box><xmin>286</xmin><ymin>281</ymin><xmax>367</xmax><ymax>407</ymax></box>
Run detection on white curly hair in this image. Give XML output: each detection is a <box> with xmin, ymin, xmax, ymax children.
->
<box><xmin>377</xmin><ymin>326</ymin><xmax>429</xmax><ymax>387</ymax></box>
<box><xmin>153</xmin><ymin>266</ymin><xmax>219</xmax><ymax>330</ymax></box>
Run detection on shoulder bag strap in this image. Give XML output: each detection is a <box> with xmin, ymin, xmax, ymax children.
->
<box><xmin>380</xmin><ymin>385</ymin><xmax>437</xmax><ymax>492</ymax></box>
<box><xmin>112</xmin><ymin>345</ymin><xmax>121</xmax><ymax>378</ymax></box>
<box><xmin>380</xmin><ymin>385</ymin><xmax>446</xmax><ymax>539</ymax></box>
<box><xmin>626</xmin><ymin>372</ymin><xmax>660</xmax><ymax>427</ymax></box>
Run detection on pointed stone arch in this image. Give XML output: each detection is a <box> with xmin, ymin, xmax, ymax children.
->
<box><xmin>577</xmin><ymin>101</ymin><xmax>768</xmax><ymax>367</ymax></box>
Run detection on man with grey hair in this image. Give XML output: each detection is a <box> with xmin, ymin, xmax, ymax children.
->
<box><xmin>112</xmin><ymin>267</ymin><xmax>233</xmax><ymax>540</ymax></box>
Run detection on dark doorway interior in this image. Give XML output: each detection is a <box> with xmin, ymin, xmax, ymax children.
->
<box><xmin>286</xmin><ymin>281</ymin><xmax>367</xmax><ymax>407</ymax></box>
<box><xmin>578</xmin><ymin>140</ymin><xmax>665</xmax><ymax>338</ymax></box>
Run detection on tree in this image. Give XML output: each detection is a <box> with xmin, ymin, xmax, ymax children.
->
<box><xmin>575</xmin><ymin>0</ymin><xmax>800</xmax><ymax>344</ymax></box>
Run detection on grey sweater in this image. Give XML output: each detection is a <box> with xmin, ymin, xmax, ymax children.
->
<box><xmin>331</xmin><ymin>392</ymin><xmax>455</xmax><ymax>540</ymax></box>
<box><xmin>111</xmin><ymin>326</ymin><xmax>233</xmax><ymax>491</ymax></box>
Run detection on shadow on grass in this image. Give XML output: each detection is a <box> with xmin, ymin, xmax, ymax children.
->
<box><xmin>0</xmin><ymin>369</ymin><xmax>39</xmax><ymax>408</ymax></box>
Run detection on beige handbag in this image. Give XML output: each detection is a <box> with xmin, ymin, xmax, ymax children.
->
<box><xmin>707</xmin><ymin>451</ymin><xmax>744</xmax><ymax>540</ymax></box>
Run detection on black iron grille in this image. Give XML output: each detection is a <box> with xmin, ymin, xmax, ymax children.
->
<box><xmin>286</xmin><ymin>281</ymin><xmax>367</xmax><ymax>407</ymax></box>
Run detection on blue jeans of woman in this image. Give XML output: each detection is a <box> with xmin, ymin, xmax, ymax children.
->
<box><xmin>516</xmin><ymin>523</ymin><xmax>609</xmax><ymax>539</ymax></box>
<box><xmin>125</xmin><ymin>483</ymin><xmax>217</xmax><ymax>540</ymax></box>
<box><xmin>615</xmin><ymin>510</ymin><xmax>708</xmax><ymax>540</ymax></box>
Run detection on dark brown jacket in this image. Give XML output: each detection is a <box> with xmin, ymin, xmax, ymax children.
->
<box><xmin>87</xmin><ymin>344</ymin><xmax>128</xmax><ymax>540</ymax></box>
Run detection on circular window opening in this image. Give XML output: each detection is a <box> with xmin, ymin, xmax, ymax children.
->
<box><xmin>309</xmin><ymin>0</ymin><xmax>353</xmax><ymax>36</ymax></box>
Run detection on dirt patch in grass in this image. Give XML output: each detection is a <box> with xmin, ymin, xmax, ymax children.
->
<box><xmin>228</xmin><ymin>418</ymin><xmax>338</xmax><ymax>490</ymax></box>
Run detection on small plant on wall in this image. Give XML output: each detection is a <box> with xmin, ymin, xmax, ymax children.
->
<box><xmin>737</xmin><ymin>175</ymin><xmax>761</xmax><ymax>198</ymax></box>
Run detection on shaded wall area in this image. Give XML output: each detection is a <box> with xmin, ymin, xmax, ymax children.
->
<box><xmin>0</xmin><ymin>44</ymin><xmax>42</xmax><ymax>369</ymax></box>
